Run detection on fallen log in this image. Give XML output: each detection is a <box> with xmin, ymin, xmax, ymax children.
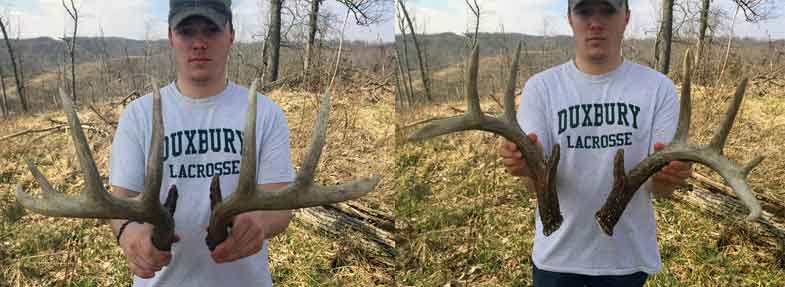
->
<box><xmin>677</xmin><ymin>178</ymin><xmax>785</xmax><ymax>267</ymax></box>
<box><xmin>296</xmin><ymin>202</ymin><xmax>395</xmax><ymax>265</ymax></box>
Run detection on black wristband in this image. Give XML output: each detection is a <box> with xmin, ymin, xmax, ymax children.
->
<box><xmin>116</xmin><ymin>220</ymin><xmax>141</xmax><ymax>244</ymax></box>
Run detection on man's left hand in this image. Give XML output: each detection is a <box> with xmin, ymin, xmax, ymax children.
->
<box><xmin>210</xmin><ymin>211</ymin><xmax>268</xmax><ymax>263</ymax></box>
<box><xmin>651</xmin><ymin>142</ymin><xmax>693</xmax><ymax>198</ymax></box>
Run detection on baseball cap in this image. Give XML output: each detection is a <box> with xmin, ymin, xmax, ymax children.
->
<box><xmin>169</xmin><ymin>0</ymin><xmax>232</xmax><ymax>28</ymax></box>
<box><xmin>569</xmin><ymin>0</ymin><xmax>627</xmax><ymax>11</ymax></box>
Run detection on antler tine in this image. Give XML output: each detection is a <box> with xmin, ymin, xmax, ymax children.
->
<box><xmin>595</xmin><ymin>50</ymin><xmax>763</xmax><ymax>236</ymax></box>
<box><xmin>205</xmin><ymin>80</ymin><xmax>380</xmax><ymax>250</ymax></box>
<box><xmin>708</xmin><ymin>78</ymin><xmax>748</xmax><ymax>152</ymax></box>
<box><xmin>673</xmin><ymin>49</ymin><xmax>692</xmax><ymax>143</ymax></box>
<box><xmin>15</xmin><ymin>81</ymin><xmax>177</xmax><ymax>251</ymax></box>
<box><xmin>237</xmin><ymin>79</ymin><xmax>260</xmax><ymax>195</ymax></box>
<box><xmin>15</xmin><ymin>88</ymin><xmax>113</xmax><ymax>215</ymax></box>
<box><xmin>405</xmin><ymin>42</ymin><xmax>564</xmax><ymax>236</ymax></box>
<box><xmin>503</xmin><ymin>41</ymin><xmax>522</xmax><ymax>126</ymax></box>
<box><xmin>295</xmin><ymin>87</ymin><xmax>331</xmax><ymax>186</ymax></box>
<box><xmin>466</xmin><ymin>44</ymin><xmax>482</xmax><ymax>118</ymax></box>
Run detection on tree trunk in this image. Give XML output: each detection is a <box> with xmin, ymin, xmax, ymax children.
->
<box><xmin>1</xmin><ymin>71</ymin><xmax>8</xmax><ymax>118</ymax></box>
<box><xmin>0</xmin><ymin>19</ymin><xmax>28</xmax><ymax>112</ymax></box>
<box><xmin>656</xmin><ymin>0</ymin><xmax>673</xmax><ymax>74</ymax></box>
<box><xmin>398</xmin><ymin>1</ymin><xmax>432</xmax><ymax>102</ymax></box>
<box><xmin>396</xmin><ymin>13</ymin><xmax>415</xmax><ymax>106</ymax></box>
<box><xmin>268</xmin><ymin>0</ymin><xmax>283</xmax><ymax>83</ymax></box>
<box><xmin>304</xmin><ymin>0</ymin><xmax>321</xmax><ymax>76</ymax></box>
<box><xmin>695</xmin><ymin>0</ymin><xmax>711</xmax><ymax>81</ymax></box>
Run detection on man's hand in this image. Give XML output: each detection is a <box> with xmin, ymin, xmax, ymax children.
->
<box><xmin>499</xmin><ymin>133</ymin><xmax>541</xmax><ymax>178</ymax></box>
<box><xmin>118</xmin><ymin>222</ymin><xmax>180</xmax><ymax>278</ymax></box>
<box><xmin>651</xmin><ymin>142</ymin><xmax>693</xmax><ymax>198</ymax></box>
<box><xmin>210</xmin><ymin>210</ymin><xmax>292</xmax><ymax>263</ymax></box>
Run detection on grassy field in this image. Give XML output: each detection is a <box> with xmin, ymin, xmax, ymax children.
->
<box><xmin>395</xmin><ymin>81</ymin><xmax>785</xmax><ymax>286</ymax></box>
<box><xmin>0</xmin><ymin>83</ymin><xmax>394</xmax><ymax>286</ymax></box>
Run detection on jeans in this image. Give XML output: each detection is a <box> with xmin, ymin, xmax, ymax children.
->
<box><xmin>532</xmin><ymin>264</ymin><xmax>648</xmax><ymax>287</ymax></box>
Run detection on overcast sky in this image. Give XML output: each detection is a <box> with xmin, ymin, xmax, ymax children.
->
<box><xmin>2</xmin><ymin>0</ymin><xmax>393</xmax><ymax>42</ymax></box>
<box><xmin>401</xmin><ymin>0</ymin><xmax>785</xmax><ymax>40</ymax></box>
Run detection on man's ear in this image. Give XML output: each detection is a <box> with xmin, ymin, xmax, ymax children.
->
<box><xmin>227</xmin><ymin>23</ymin><xmax>235</xmax><ymax>44</ymax></box>
<box><xmin>168</xmin><ymin>29</ymin><xmax>174</xmax><ymax>47</ymax></box>
<box><xmin>624</xmin><ymin>9</ymin><xmax>630</xmax><ymax>24</ymax></box>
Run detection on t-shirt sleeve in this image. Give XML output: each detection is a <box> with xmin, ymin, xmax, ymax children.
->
<box><xmin>257</xmin><ymin>100</ymin><xmax>295</xmax><ymax>184</ymax></box>
<box><xmin>109</xmin><ymin>101</ymin><xmax>146</xmax><ymax>194</ymax></box>
<box><xmin>650</xmin><ymin>77</ymin><xmax>680</xmax><ymax>152</ymax></box>
<box><xmin>517</xmin><ymin>76</ymin><xmax>552</xmax><ymax>153</ymax></box>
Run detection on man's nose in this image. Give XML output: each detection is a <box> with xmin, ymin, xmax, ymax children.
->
<box><xmin>588</xmin><ymin>16</ymin><xmax>606</xmax><ymax>31</ymax></box>
<box><xmin>191</xmin><ymin>33</ymin><xmax>208</xmax><ymax>49</ymax></box>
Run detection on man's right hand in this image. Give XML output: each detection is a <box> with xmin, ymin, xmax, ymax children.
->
<box><xmin>118</xmin><ymin>222</ymin><xmax>179</xmax><ymax>278</ymax></box>
<box><xmin>499</xmin><ymin>133</ymin><xmax>540</xmax><ymax>178</ymax></box>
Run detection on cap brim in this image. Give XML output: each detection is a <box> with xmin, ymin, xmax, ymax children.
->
<box><xmin>170</xmin><ymin>7</ymin><xmax>227</xmax><ymax>28</ymax></box>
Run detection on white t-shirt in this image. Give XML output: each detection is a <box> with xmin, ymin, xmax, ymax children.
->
<box><xmin>110</xmin><ymin>81</ymin><xmax>295</xmax><ymax>287</ymax></box>
<box><xmin>518</xmin><ymin>59</ymin><xmax>678</xmax><ymax>275</ymax></box>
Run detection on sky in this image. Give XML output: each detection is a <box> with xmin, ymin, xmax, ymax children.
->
<box><xmin>2</xmin><ymin>0</ymin><xmax>394</xmax><ymax>42</ymax></box>
<box><xmin>400</xmin><ymin>0</ymin><xmax>785</xmax><ymax>40</ymax></box>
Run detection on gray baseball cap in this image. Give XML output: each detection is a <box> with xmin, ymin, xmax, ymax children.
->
<box><xmin>569</xmin><ymin>0</ymin><xmax>627</xmax><ymax>11</ymax></box>
<box><xmin>169</xmin><ymin>0</ymin><xmax>232</xmax><ymax>28</ymax></box>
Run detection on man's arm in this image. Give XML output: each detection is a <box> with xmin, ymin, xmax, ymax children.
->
<box><xmin>210</xmin><ymin>182</ymin><xmax>293</xmax><ymax>263</ymax></box>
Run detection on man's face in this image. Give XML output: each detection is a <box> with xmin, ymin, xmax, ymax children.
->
<box><xmin>568</xmin><ymin>1</ymin><xmax>629</xmax><ymax>63</ymax></box>
<box><xmin>169</xmin><ymin>16</ymin><xmax>234</xmax><ymax>84</ymax></box>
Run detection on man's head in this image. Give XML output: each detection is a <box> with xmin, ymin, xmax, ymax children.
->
<box><xmin>168</xmin><ymin>0</ymin><xmax>234</xmax><ymax>86</ymax></box>
<box><xmin>568</xmin><ymin>0</ymin><xmax>630</xmax><ymax>65</ymax></box>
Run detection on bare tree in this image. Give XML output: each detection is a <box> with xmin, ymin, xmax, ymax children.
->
<box><xmin>304</xmin><ymin>0</ymin><xmax>323</xmax><ymax>77</ymax></box>
<box><xmin>268</xmin><ymin>0</ymin><xmax>284</xmax><ymax>82</ymax></box>
<box><xmin>398</xmin><ymin>0</ymin><xmax>432</xmax><ymax>102</ymax></box>
<box><xmin>0</xmin><ymin>16</ymin><xmax>27</xmax><ymax>112</ymax></box>
<box><xmin>465</xmin><ymin>0</ymin><xmax>480</xmax><ymax>46</ymax></box>
<box><xmin>655</xmin><ymin>0</ymin><xmax>674</xmax><ymax>74</ymax></box>
<box><xmin>335</xmin><ymin>0</ymin><xmax>389</xmax><ymax>26</ymax></box>
<box><xmin>1</xmin><ymin>64</ymin><xmax>7</xmax><ymax>117</ymax></box>
<box><xmin>694</xmin><ymin>0</ymin><xmax>712</xmax><ymax>80</ymax></box>
<box><xmin>63</xmin><ymin>0</ymin><xmax>79</xmax><ymax>103</ymax></box>
<box><xmin>396</xmin><ymin>4</ymin><xmax>414</xmax><ymax>105</ymax></box>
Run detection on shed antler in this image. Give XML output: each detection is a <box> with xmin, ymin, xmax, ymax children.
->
<box><xmin>407</xmin><ymin>43</ymin><xmax>563</xmax><ymax>236</ymax></box>
<box><xmin>205</xmin><ymin>80</ymin><xmax>380</xmax><ymax>250</ymax></box>
<box><xmin>595</xmin><ymin>50</ymin><xmax>764</xmax><ymax>236</ymax></box>
<box><xmin>15</xmin><ymin>79</ymin><xmax>178</xmax><ymax>250</ymax></box>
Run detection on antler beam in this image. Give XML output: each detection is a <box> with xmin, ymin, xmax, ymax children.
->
<box><xmin>205</xmin><ymin>80</ymin><xmax>380</xmax><ymax>250</ymax></box>
<box><xmin>407</xmin><ymin>43</ymin><xmax>563</xmax><ymax>236</ymax></box>
<box><xmin>15</xmin><ymin>79</ymin><xmax>178</xmax><ymax>251</ymax></box>
<box><xmin>595</xmin><ymin>50</ymin><xmax>764</xmax><ymax>236</ymax></box>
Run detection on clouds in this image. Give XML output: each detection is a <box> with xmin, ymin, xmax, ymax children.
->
<box><xmin>5</xmin><ymin>0</ymin><xmax>393</xmax><ymax>42</ymax></box>
<box><xmin>403</xmin><ymin>0</ymin><xmax>785</xmax><ymax>39</ymax></box>
<box><xmin>6</xmin><ymin>0</ymin><xmax>165</xmax><ymax>40</ymax></box>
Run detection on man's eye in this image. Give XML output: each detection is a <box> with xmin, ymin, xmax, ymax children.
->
<box><xmin>177</xmin><ymin>28</ymin><xmax>194</xmax><ymax>36</ymax></box>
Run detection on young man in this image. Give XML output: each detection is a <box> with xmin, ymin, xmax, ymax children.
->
<box><xmin>108</xmin><ymin>1</ymin><xmax>294</xmax><ymax>286</ymax></box>
<box><xmin>499</xmin><ymin>0</ymin><xmax>692</xmax><ymax>286</ymax></box>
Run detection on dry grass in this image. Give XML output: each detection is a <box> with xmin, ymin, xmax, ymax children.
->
<box><xmin>395</xmin><ymin>81</ymin><xmax>785</xmax><ymax>286</ymax></box>
<box><xmin>0</xmin><ymin>79</ymin><xmax>394</xmax><ymax>286</ymax></box>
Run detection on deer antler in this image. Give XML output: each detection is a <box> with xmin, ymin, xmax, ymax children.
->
<box><xmin>204</xmin><ymin>79</ymin><xmax>381</xmax><ymax>250</ymax></box>
<box><xmin>15</xmin><ymin>79</ymin><xmax>179</xmax><ymax>251</ymax></box>
<box><xmin>595</xmin><ymin>50</ymin><xmax>764</xmax><ymax>236</ymax></box>
<box><xmin>407</xmin><ymin>43</ymin><xmax>564</xmax><ymax>236</ymax></box>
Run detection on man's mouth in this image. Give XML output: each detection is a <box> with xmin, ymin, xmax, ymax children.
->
<box><xmin>189</xmin><ymin>58</ymin><xmax>211</xmax><ymax>63</ymax></box>
<box><xmin>587</xmin><ymin>37</ymin><xmax>606</xmax><ymax>42</ymax></box>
